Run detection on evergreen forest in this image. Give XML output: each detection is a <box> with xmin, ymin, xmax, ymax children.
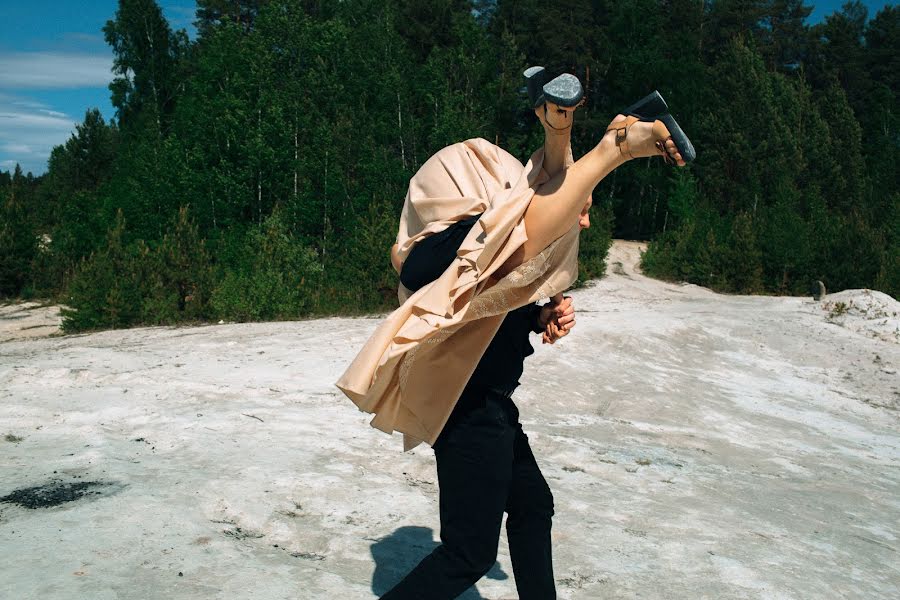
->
<box><xmin>1</xmin><ymin>0</ymin><xmax>897</xmax><ymax>332</ymax></box>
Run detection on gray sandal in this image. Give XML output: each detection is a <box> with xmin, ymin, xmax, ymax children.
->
<box><xmin>524</xmin><ymin>66</ymin><xmax>584</xmax><ymax>108</ymax></box>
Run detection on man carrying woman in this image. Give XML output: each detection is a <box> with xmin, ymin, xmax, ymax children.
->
<box><xmin>338</xmin><ymin>67</ymin><xmax>694</xmax><ymax>599</ymax></box>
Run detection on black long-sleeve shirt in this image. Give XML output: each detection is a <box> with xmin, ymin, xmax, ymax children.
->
<box><xmin>400</xmin><ymin>213</ymin><xmax>543</xmax><ymax>392</ymax></box>
<box><xmin>467</xmin><ymin>303</ymin><xmax>543</xmax><ymax>391</ymax></box>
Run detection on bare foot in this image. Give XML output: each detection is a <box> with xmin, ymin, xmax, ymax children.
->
<box><xmin>535</xmin><ymin>100</ymin><xmax>578</xmax><ymax>136</ymax></box>
<box><xmin>603</xmin><ymin>114</ymin><xmax>686</xmax><ymax>166</ymax></box>
<box><xmin>536</xmin><ymin>100</ymin><xmax>580</xmax><ymax>177</ymax></box>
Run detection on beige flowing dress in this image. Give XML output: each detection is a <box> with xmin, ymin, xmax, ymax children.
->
<box><xmin>336</xmin><ymin>138</ymin><xmax>580</xmax><ymax>451</ymax></box>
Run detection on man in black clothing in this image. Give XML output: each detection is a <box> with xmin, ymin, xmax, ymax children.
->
<box><xmin>381</xmin><ymin>211</ymin><xmax>583</xmax><ymax>600</ymax></box>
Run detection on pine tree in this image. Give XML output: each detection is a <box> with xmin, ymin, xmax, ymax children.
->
<box><xmin>195</xmin><ymin>0</ymin><xmax>271</xmax><ymax>37</ymax></box>
<box><xmin>758</xmin><ymin>0</ymin><xmax>813</xmax><ymax>72</ymax></box>
<box><xmin>720</xmin><ymin>212</ymin><xmax>763</xmax><ymax>294</ymax></box>
<box><xmin>62</xmin><ymin>210</ymin><xmax>142</xmax><ymax>331</ymax></box>
<box><xmin>145</xmin><ymin>205</ymin><xmax>214</xmax><ymax>322</ymax></box>
<box><xmin>104</xmin><ymin>0</ymin><xmax>188</xmax><ymax>134</ymax></box>
<box><xmin>0</xmin><ymin>166</ymin><xmax>38</xmax><ymax>297</ymax></box>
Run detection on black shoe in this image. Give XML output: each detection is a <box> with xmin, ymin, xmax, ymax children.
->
<box><xmin>623</xmin><ymin>90</ymin><xmax>669</xmax><ymax>120</ymax></box>
<box><xmin>620</xmin><ymin>90</ymin><xmax>696</xmax><ymax>164</ymax></box>
<box><xmin>524</xmin><ymin>66</ymin><xmax>551</xmax><ymax>107</ymax></box>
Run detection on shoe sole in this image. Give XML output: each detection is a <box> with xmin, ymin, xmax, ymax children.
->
<box><xmin>523</xmin><ymin>67</ymin><xmax>584</xmax><ymax>108</ymax></box>
<box><xmin>542</xmin><ymin>73</ymin><xmax>584</xmax><ymax>108</ymax></box>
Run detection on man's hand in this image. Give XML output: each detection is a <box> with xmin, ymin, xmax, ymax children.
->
<box><xmin>539</xmin><ymin>293</ymin><xmax>575</xmax><ymax>344</ymax></box>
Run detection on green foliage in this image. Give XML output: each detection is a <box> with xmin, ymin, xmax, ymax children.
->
<box><xmin>576</xmin><ymin>202</ymin><xmax>614</xmax><ymax>284</ymax></box>
<box><xmin>103</xmin><ymin>0</ymin><xmax>188</xmax><ymax>133</ymax></box>
<box><xmin>29</xmin><ymin>110</ymin><xmax>119</xmax><ymax>296</ymax></box>
<box><xmin>316</xmin><ymin>202</ymin><xmax>401</xmax><ymax>314</ymax></box>
<box><xmin>757</xmin><ymin>188</ymin><xmax>811</xmax><ymax>293</ymax></box>
<box><xmin>7</xmin><ymin>0</ymin><xmax>898</xmax><ymax>328</ymax></box>
<box><xmin>44</xmin><ymin>109</ymin><xmax>118</xmax><ymax>196</ymax></box>
<box><xmin>875</xmin><ymin>193</ymin><xmax>900</xmax><ymax>299</ymax></box>
<box><xmin>820</xmin><ymin>213</ymin><xmax>883</xmax><ymax>293</ymax></box>
<box><xmin>643</xmin><ymin>220</ymin><xmax>713</xmax><ymax>285</ymax></box>
<box><xmin>642</xmin><ymin>171</ymin><xmax>708</xmax><ymax>283</ymax></box>
<box><xmin>640</xmin><ymin>9</ymin><xmax>894</xmax><ymax>298</ymax></box>
<box><xmin>43</xmin><ymin>191</ymin><xmax>107</xmax><ymax>289</ymax></box>
<box><xmin>61</xmin><ymin>210</ymin><xmax>144</xmax><ymax>331</ymax></box>
<box><xmin>141</xmin><ymin>206</ymin><xmax>215</xmax><ymax>323</ymax></box>
<box><xmin>211</xmin><ymin>207</ymin><xmax>321</xmax><ymax>321</ymax></box>
<box><xmin>666</xmin><ymin>171</ymin><xmax>699</xmax><ymax>227</ymax></box>
<box><xmin>0</xmin><ymin>171</ymin><xmax>38</xmax><ymax>297</ymax></box>
<box><xmin>719</xmin><ymin>213</ymin><xmax>763</xmax><ymax>294</ymax></box>
<box><xmin>61</xmin><ymin>206</ymin><xmax>217</xmax><ymax>331</ymax></box>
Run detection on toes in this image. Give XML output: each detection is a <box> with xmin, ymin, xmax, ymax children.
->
<box><xmin>665</xmin><ymin>138</ymin><xmax>685</xmax><ymax>164</ymax></box>
<box><xmin>655</xmin><ymin>137</ymin><xmax>686</xmax><ymax>166</ymax></box>
<box><xmin>542</xmin><ymin>101</ymin><xmax>576</xmax><ymax>131</ymax></box>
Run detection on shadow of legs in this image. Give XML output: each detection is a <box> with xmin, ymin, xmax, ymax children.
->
<box><xmin>370</xmin><ymin>525</ymin><xmax>508</xmax><ymax>599</ymax></box>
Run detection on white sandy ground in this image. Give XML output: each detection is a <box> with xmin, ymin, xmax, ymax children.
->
<box><xmin>0</xmin><ymin>302</ymin><xmax>64</xmax><ymax>343</ymax></box>
<box><xmin>1</xmin><ymin>240</ymin><xmax>899</xmax><ymax>600</ymax></box>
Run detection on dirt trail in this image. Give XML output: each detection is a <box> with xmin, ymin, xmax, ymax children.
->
<box><xmin>0</xmin><ymin>301</ymin><xmax>63</xmax><ymax>342</ymax></box>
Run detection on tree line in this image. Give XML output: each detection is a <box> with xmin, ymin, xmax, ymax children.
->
<box><xmin>0</xmin><ymin>0</ymin><xmax>896</xmax><ymax>332</ymax></box>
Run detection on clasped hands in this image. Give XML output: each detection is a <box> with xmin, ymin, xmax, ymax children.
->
<box><xmin>539</xmin><ymin>293</ymin><xmax>575</xmax><ymax>344</ymax></box>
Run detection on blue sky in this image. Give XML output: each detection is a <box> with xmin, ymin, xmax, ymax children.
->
<box><xmin>0</xmin><ymin>1</ymin><xmax>196</xmax><ymax>175</ymax></box>
<box><xmin>0</xmin><ymin>1</ymin><xmax>895</xmax><ymax>175</ymax></box>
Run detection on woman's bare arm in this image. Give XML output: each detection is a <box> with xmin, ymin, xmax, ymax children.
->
<box><xmin>390</xmin><ymin>243</ymin><xmax>402</xmax><ymax>274</ymax></box>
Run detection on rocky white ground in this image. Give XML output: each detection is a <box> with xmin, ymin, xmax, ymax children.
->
<box><xmin>1</xmin><ymin>241</ymin><xmax>898</xmax><ymax>600</ymax></box>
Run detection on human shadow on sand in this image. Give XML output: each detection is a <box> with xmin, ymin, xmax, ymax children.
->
<box><xmin>370</xmin><ymin>525</ymin><xmax>509</xmax><ymax>598</ymax></box>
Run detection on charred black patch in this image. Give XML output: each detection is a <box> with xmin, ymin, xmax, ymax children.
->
<box><xmin>0</xmin><ymin>480</ymin><xmax>117</xmax><ymax>509</ymax></box>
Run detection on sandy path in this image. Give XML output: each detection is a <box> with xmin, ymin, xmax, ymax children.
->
<box><xmin>1</xmin><ymin>241</ymin><xmax>898</xmax><ymax>599</ymax></box>
<box><xmin>0</xmin><ymin>301</ymin><xmax>64</xmax><ymax>343</ymax></box>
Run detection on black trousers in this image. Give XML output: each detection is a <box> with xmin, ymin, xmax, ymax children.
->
<box><xmin>381</xmin><ymin>387</ymin><xmax>556</xmax><ymax>600</ymax></box>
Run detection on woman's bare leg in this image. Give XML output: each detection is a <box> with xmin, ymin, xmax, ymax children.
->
<box><xmin>497</xmin><ymin>116</ymin><xmax>686</xmax><ymax>276</ymax></box>
<box><xmin>537</xmin><ymin>101</ymin><xmax>577</xmax><ymax>178</ymax></box>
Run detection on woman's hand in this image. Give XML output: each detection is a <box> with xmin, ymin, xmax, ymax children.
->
<box><xmin>540</xmin><ymin>293</ymin><xmax>575</xmax><ymax>344</ymax></box>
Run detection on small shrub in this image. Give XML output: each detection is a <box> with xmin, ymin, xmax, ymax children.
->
<box><xmin>0</xmin><ymin>190</ymin><xmax>37</xmax><ymax>297</ymax></box>
<box><xmin>826</xmin><ymin>301</ymin><xmax>850</xmax><ymax>320</ymax></box>
<box><xmin>211</xmin><ymin>207</ymin><xmax>321</xmax><ymax>321</ymax></box>
<box><xmin>141</xmin><ymin>205</ymin><xmax>214</xmax><ymax>324</ymax></box>
<box><xmin>576</xmin><ymin>201</ymin><xmax>614</xmax><ymax>285</ymax></box>
<box><xmin>61</xmin><ymin>210</ymin><xmax>144</xmax><ymax>331</ymax></box>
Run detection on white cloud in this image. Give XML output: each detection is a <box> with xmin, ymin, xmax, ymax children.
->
<box><xmin>0</xmin><ymin>95</ymin><xmax>79</xmax><ymax>174</ymax></box>
<box><xmin>0</xmin><ymin>110</ymin><xmax>75</xmax><ymax>129</ymax></box>
<box><xmin>2</xmin><ymin>143</ymin><xmax>35</xmax><ymax>154</ymax></box>
<box><xmin>0</xmin><ymin>93</ymin><xmax>50</xmax><ymax>111</ymax></box>
<box><xmin>0</xmin><ymin>52</ymin><xmax>113</xmax><ymax>89</ymax></box>
<box><xmin>62</xmin><ymin>32</ymin><xmax>106</xmax><ymax>46</ymax></box>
